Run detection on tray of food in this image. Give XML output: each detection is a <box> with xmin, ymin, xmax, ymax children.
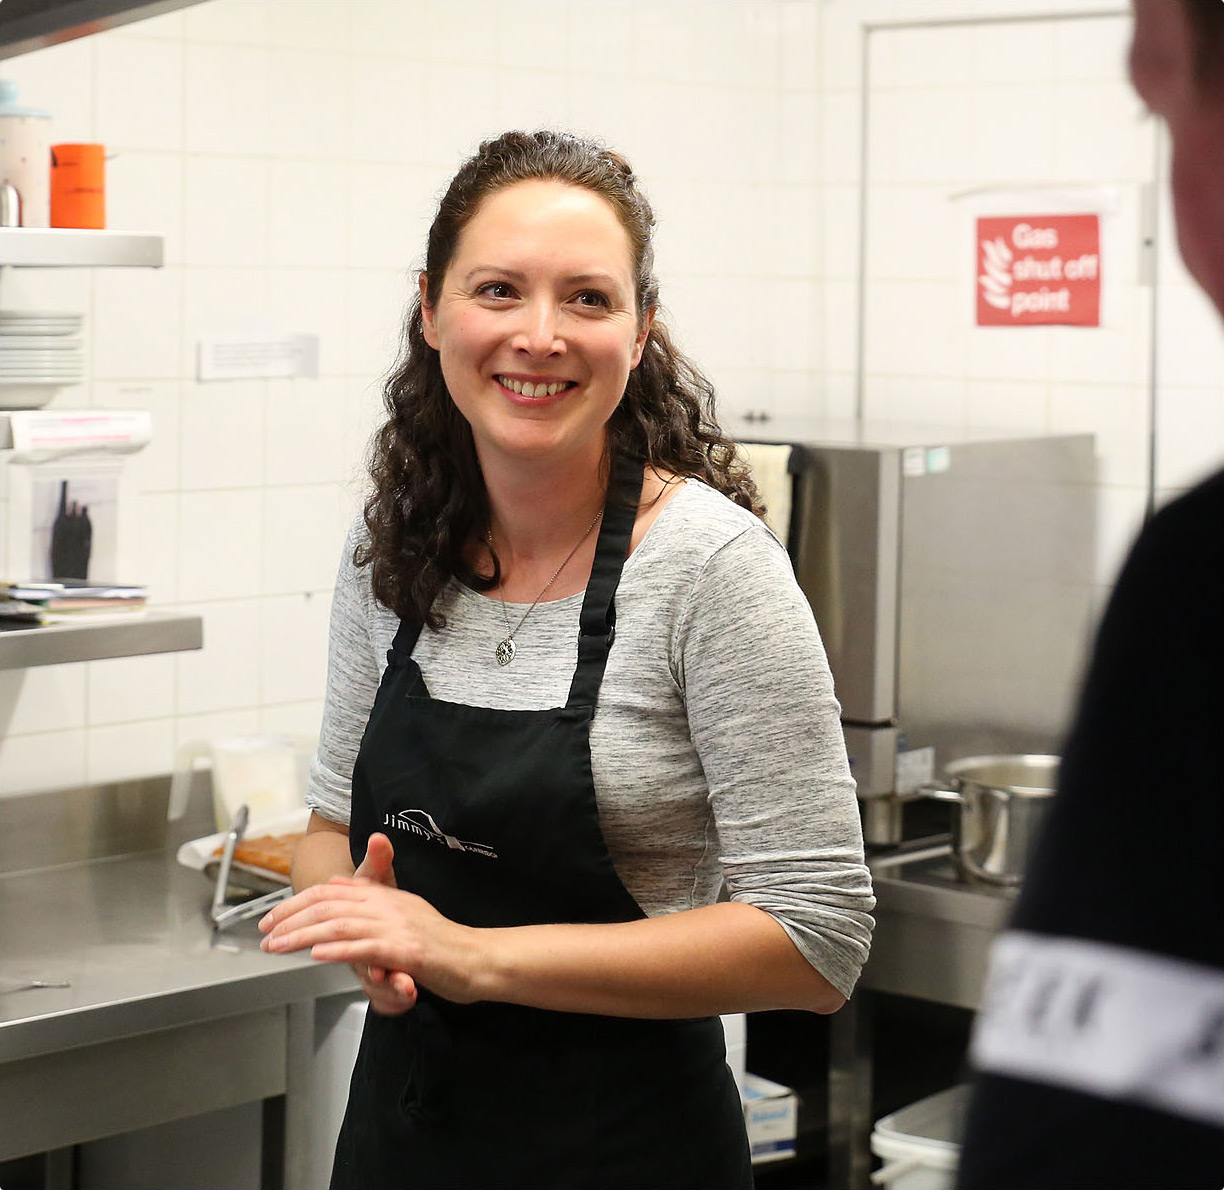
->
<box><xmin>177</xmin><ymin>808</ymin><xmax>309</xmax><ymax>892</ymax></box>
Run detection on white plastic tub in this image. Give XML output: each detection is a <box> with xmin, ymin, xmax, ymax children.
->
<box><xmin>869</xmin><ymin>1083</ymin><xmax>970</xmax><ymax>1190</ymax></box>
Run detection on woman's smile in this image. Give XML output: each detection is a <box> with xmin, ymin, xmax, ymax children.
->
<box><xmin>494</xmin><ymin>374</ymin><xmax>579</xmax><ymax>402</ymax></box>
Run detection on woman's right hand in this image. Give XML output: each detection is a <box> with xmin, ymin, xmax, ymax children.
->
<box><xmin>351</xmin><ymin>833</ymin><xmax>418</xmax><ymax>1015</ymax></box>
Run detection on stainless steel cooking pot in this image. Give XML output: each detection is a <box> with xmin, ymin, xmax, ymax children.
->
<box><xmin>917</xmin><ymin>754</ymin><xmax>1059</xmax><ymax>886</ymax></box>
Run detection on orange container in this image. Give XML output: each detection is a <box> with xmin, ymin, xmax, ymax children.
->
<box><xmin>50</xmin><ymin>143</ymin><xmax>105</xmax><ymax>229</ymax></box>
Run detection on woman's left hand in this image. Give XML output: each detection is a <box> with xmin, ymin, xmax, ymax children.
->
<box><xmin>258</xmin><ymin>877</ymin><xmax>485</xmax><ymax>1006</ymax></box>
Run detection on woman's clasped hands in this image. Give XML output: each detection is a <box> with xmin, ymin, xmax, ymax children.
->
<box><xmin>258</xmin><ymin>832</ymin><xmax>482</xmax><ymax>1015</ymax></box>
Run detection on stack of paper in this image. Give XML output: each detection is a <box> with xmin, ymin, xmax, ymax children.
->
<box><xmin>0</xmin><ymin>580</ymin><xmax>147</xmax><ymax>625</ymax></box>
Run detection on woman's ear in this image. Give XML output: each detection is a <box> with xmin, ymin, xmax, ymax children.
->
<box><xmin>630</xmin><ymin>307</ymin><xmax>656</xmax><ymax>369</ymax></box>
<box><xmin>420</xmin><ymin>273</ymin><xmax>440</xmax><ymax>350</ymax></box>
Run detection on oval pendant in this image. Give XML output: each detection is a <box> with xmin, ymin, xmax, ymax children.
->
<box><xmin>495</xmin><ymin>637</ymin><xmax>516</xmax><ymax>667</ymax></box>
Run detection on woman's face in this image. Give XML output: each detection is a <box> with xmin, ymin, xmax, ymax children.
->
<box><xmin>422</xmin><ymin>179</ymin><xmax>653</xmax><ymax>473</ymax></box>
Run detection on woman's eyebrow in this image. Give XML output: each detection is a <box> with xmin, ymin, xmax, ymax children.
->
<box><xmin>460</xmin><ymin>266</ymin><xmax>623</xmax><ymax>290</ymax></box>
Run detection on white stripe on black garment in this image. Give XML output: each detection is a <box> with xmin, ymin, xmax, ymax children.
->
<box><xmin>970</xmin><ymin>930</ymin><xmax>1224</xmax><ymax>1127</ymax></box>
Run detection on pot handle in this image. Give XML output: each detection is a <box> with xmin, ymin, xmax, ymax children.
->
<box><xmin>907</xmin><ymin>780</ymin><xmax>966</xmax><ymax>805</ymax></box>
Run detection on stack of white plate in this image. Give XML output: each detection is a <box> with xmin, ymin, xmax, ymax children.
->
<box><xmin>0</xmin><ymin>310</ymin><xmax>86</xmax><ymax>409</ymax></box>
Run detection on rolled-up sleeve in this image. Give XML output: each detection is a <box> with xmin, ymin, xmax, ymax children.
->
<box><xmin>677</xmin><ymin>526</ymin><xmax>875</xmax><ymax>998</ymax></box>
<box><xmin>305</xmin><ymin>520</ymin><xmax>382</xmax><ymax>826</ymax></box>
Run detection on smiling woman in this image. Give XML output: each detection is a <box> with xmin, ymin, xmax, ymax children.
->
<box><xmin>260</xmin><ymin>129</ymin><xmax>875</xmax><ymax>1190</ymax></box>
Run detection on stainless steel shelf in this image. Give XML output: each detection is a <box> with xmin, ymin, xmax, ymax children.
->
<box><xmin>0</xmin><ymin>227</ymin><xmax>164</xmax><ymax>268</ymax></box>
<box><xmin>0</xmin><ymin>611</ymin><xmax>202</xmax><ymax>669</ymax></box>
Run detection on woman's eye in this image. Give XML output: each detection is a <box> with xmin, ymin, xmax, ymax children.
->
<box><xmin>477</xmin><ymin>282</ymin><xmax>515</xmax><ymax>300</ymax></box>
<box><xmin>574</xmin><ymin>290</ymin><xmax>610</xmax><ymax>309</ymax></box>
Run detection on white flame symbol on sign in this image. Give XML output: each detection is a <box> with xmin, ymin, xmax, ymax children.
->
<box><xmin>979</xmin><ymin>236</ymin><xmax>1013</xmax><ymax>310</ymax></box>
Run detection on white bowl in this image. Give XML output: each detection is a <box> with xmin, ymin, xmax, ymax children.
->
<box><xmin>0</xmin><ymin>383</ymin><xmax>59</xmax><ymax>410</ymax></box>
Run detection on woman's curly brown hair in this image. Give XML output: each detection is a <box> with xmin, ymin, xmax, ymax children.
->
<box><xmin>358</xmin><ymin>129</ymin><xmax>763</xmax><ymax>628</ymax></box>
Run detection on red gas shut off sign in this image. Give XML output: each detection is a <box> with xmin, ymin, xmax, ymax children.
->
<box><xmin>976</xmin><ymin>214</ymin><xmax>1101</xmax><ymax>327</ymax></box>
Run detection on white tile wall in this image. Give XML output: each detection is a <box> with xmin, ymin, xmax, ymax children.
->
<box><xmin>95</xmin><ymin>36</ymin><xmax>184</xmax><ymax>152</ymax></box>
<box><xmin>177</xmin><ymin>491</ymin><xmax>265</xmax><ymax>602</ymax></box>
<box><xmin>258</xmin><ymin>699</ymin><xmax>325</xmax><ymax>744</ymax></box>
<box><xmin>1155</xmin><ymin>386</ymin><xmax>1224</xmax><ymax>493</ymax></box>
<box><xmin>86</xmin><ymin>653</ymin><xmax>176</xmax><ymax>726</ymax></box>
<box><xmin>1</xmin><ymin>666</ymin><xmax>87</xmax><ymax>736</ymax></box>
<box><xmin>259</xmin><ymin>592</ymin><xmax>332</xmax><ymax>708</ymax></box>
<box><xmin>175</xmin><ymin>599</ymin><xmax>262</xmax><ymax>717</ymax></box>
<box><xmin>87</xmin><ymin>718</ymin><xmax>176</xmax><ymax>785</ymax></box>
<box><xmin>133</xmin><ymin>491</ymin><xmax>180</xmax><ymax>599</ymax></box>
<box><xmin>182</xmin><ymin>156</ymin><xmax>270</xmax><ymax>267</ymax></box>
<box><xmin>267</xmin><ymin>160</ymin><xmax>350</xmax><ymax>269</ymax></box>
<box><xmin>93</xmin><ymin>267</ymin><xmax>183</xmax><ymax>380</ymax></box>
<box><xmin>260</xmin><ymin>485</ymin><xmax>349</xmax><ymax>595</ymax></box>
<box><xmin>0</xmin><ymin>730</ymin><xmax>88</xmax><ymax>795</ymax></box>
<box><xmin>1</xmin><ymin>0</ymin><xmax>1219</xmax><ymax>797</ymax></box>
<box><xmin>267</xmin><ymin>49</ymin><xmax>352</xmax><ymax>160</ymax></box>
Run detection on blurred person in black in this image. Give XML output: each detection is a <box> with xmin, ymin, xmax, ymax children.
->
<box><xmin>956</xmin><ymin>2</ymin><xmax>1224</xmax><ymax>1186</ymax></box>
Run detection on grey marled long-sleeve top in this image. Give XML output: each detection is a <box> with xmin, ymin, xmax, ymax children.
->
<box><xmin>307</xmin><ymin>478</ymin><xmax>875</xmax><ymax>997</ymax></box>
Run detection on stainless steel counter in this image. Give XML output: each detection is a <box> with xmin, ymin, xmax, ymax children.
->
<box><xmin>0</xmin><ymin>849</ymin><xmax>359</xmax><ymax>1179</ymax></box>
<box><xmin>828</xmin><ymin>845</ymin><xmax>1018</xmax><ymax>1189</ymax></box>
<box><xmin>862</xmin><ymin>846</ymin><xmax>1017</xmax><ymax>1009</ymax></box>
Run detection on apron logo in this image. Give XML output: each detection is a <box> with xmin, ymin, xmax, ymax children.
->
<box><xmin>382</xmin><ymin>809</ymin><xmax>499</xmax><ymax>860</ymax></box>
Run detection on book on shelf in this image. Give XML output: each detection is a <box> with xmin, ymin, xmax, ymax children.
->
<box><xmin>0</xmin><ymin>580</ymin><xmax>148</xmax><ymax>625</ymax></box>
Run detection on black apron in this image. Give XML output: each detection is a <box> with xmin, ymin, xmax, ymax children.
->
<box><xmin>331</xmin><ymin>452</ymin><xmax>753</xmax><ymax>1190</ymax></box>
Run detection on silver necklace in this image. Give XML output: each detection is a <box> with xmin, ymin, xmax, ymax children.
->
<box><xmin>489</xmin><ymin>508</ymin><xmax>603</xmax><ymax>667</ymax></box>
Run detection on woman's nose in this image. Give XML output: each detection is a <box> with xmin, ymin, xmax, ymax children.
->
<box><xmin>513</xmin><ymin>299</ymin><xmax>565</xmax><ymax>357</ymax></box>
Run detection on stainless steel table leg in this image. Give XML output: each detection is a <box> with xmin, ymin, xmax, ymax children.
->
<box><xmin>283</xmin><ymin>998</ymin><xmax>317</xmax><ymax>1190</ymax></box>
<box><xmin>828</xmin><ymin>991</ymin><xmax>874</xmax><ymax>1189</ymax></box>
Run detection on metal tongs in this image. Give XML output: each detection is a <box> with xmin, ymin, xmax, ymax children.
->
<box><xmin>210</xmin><ymin>804</ymin><xmax>292</xmax><ymax>933</ymax></box>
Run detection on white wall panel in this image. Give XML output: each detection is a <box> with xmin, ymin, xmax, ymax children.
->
<box><xmin>183</xmin><ymin>155</ymin><xmax>271</xmax><ymax>267</ymax></box>
<box><xmin>0</xmin><ymin>730</ymin><xmax>88</xmax><ymax>796</ymax></box>
<box><xmin>92</xmin><ymin>268</ymin><xmax>182</xmax><ymax>381</ymax></box>
<box><xmin>175</xmin><ymin>599</ymin><xmax>262</xmax><ymax>716</ymax></box>
<box><xmin>267</xmin><ymin>49</ymin><xmax>352</xmax><ymax>160</ymax></box>
<box><xmin>183</xmin><ymin>43</ymin><xmax>269</xmax><ymax>155</ymax></box>
<box><xmin>179</xmin><ymin>381</ymin><xmax>266</xmax><ymax>492</ymax></box>
<box><xmin>177</xmin><ymin>491</ymin><xmax>265</xmax><ymax>602</ymax></box>
<box><xmin>86</xmin><ymin>719</ymin><xmax>175</xmax><ymax>785</ymax></box>
<box><xmin>265</xmin><ymin>379</ymin><xmax>352</xmax><ymax>488</ymax></box>
<box><xmin>0</xmin><ymin>665</ymin><xmax>87</xmax><ymax>736</ymax></box>
<box><xmin>86</xmin><ymin>654</ymin><xmax>176</xmax><ymax>727</ymax></box>
<box><xmin>259</xmin><ymin>593</ymin><xmax>332</xmax><ymax>708</ymax></box>
<box><xmin>95</xmin><ymin>36</ymin><xmax>184</xmax><ymax>152</ymax></box>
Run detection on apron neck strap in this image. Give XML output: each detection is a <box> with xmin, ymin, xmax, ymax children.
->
<box><xmin>390</xmin><ymin>615</ymin><xmax>422</xmax><ymax>660</ymax></box>
<box><xmin>388</xmin><ymin>450</ymin><xmax>644</xmax><ymax>705</ymax></box>
<box><xmin>567</xmin><ymin>448</ymin><xmax>644</xmax><ymax>708</ymax></box>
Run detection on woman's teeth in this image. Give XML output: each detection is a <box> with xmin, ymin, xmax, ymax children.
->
<box><xmin>498</xmin><ymin>377</ymin><xmax>572</xmax><ymax>397</ymax></box>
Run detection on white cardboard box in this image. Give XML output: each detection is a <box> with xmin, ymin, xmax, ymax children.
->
<box><xmin>741</xmin><ymin>1072</ymin><xmax>798</xmax><ymax>1164</ymax></box>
